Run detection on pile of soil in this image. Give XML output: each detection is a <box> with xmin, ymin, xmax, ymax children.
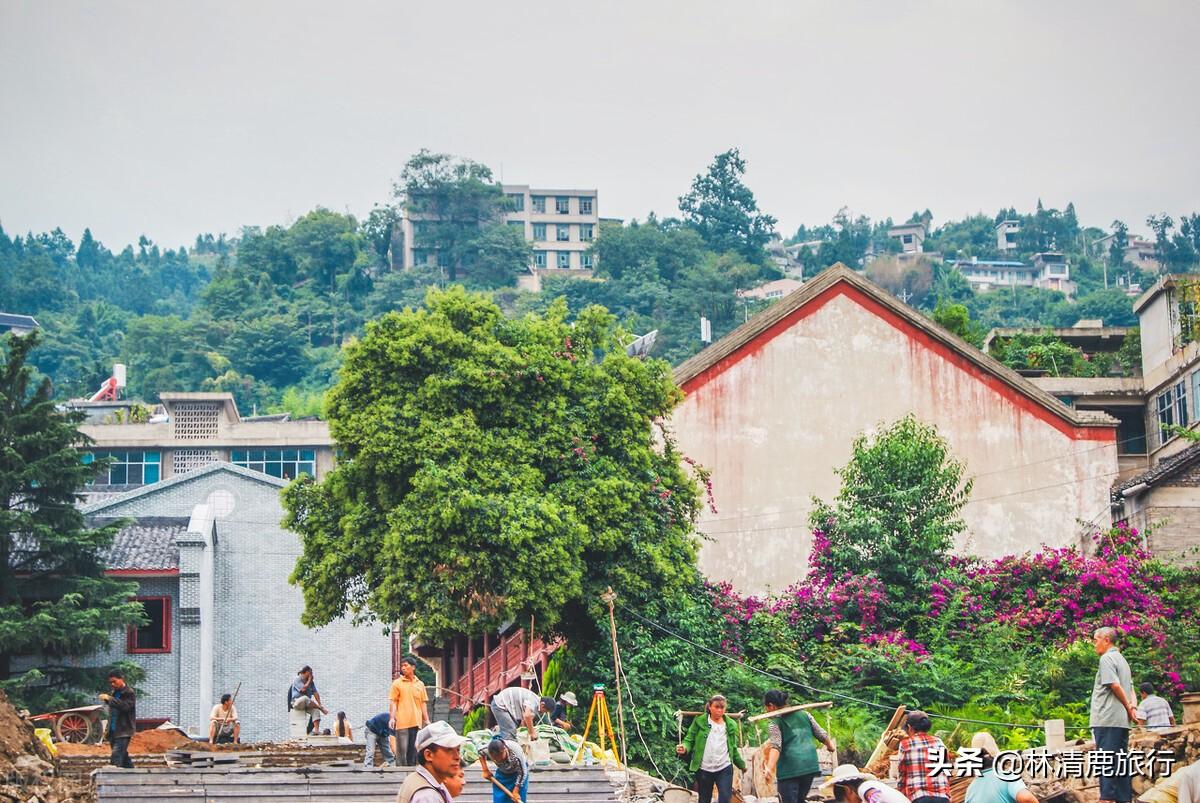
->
<box><xmin>0</xmin><ymin>690</ymin><xmax>94</xmax><ymax>803</ymax></box>
<box><xmin>57</xmin><ymin>729</ymin><xmax>243</xmax><ymax>757</ymax></box>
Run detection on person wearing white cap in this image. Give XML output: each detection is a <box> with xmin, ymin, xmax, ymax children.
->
<box><xmin>821</xmin><ymin>764</ymin><xmax>911</xmax><ymax>803</ymax></box>
<box><xmin>964</xmin><ymin>732</ymin><xmax>1037</xmax><ymax>803</ymax></box>
<box><xmin>396</xmin><ymin>721</ymin><xmax>468</xmax><ymax>803</ymax></box>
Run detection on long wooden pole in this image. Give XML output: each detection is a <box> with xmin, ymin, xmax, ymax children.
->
<box><xmin>479</xmin><ymin>755</ymin><xmax>522</xmax><ymax>803</ymax></box>
<box><xmin>746</xmin><ymin>701</ymin><xmax>833</xmax><ymax>722</ymax></box>
<box><xmin>603</xmin><ymin>588</ymin><xmax>628</xmax><ymax>769</ymax></box>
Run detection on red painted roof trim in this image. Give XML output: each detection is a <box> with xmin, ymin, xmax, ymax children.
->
<box><xmin>681</xmin><ymin>283</ymin><xmax>1115</xmax><ymax>443</ymax></box>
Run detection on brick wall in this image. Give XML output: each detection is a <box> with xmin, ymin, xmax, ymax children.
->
<box><xmin>84</xmin><ymin>466</ymin><xmax>393</xmax><ymax>741</ymax></box>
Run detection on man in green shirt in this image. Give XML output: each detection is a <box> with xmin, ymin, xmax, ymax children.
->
<box><xmin>1090</xmin><ymin>627</ymin><xmax>1137</xmax><ymax>803</ymax></box>
<box><xmin>762</xmin><ymin>689</ymin><xmax>836</xmax><ymax>803</ymax></box>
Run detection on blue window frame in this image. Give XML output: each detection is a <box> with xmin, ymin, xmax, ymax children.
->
<box><xmin>555</xmin><ymin>196</ymin><xmax>570</xmax><ymax>214</ymax></box>
<box><xmin>231</xmin><ymin>448</ymin><xmax>316</xmax><ymax>479</ymax></box>
<box><xmin>557</xmin><ymin>251</ymin><xmax>571</xmax><ymax>269</ymax></box>
<box><xmin>557</xmin><ymin>224</ymin><xmax>570</xmax><ymax>242</ymax></box>
<box><xmin>532</xmin><ymin>223</ymin><xmax>547</xmax><ymax>241</ymax></box>
<box><xmin>531</xmin><ymin>196</ymin><xmax>546</xmax><ymax>213</ymax></box>
<box><xmin>85</xmin><ymin>451</ymin><xmax>161</xmax><ymax>486</ymax></box>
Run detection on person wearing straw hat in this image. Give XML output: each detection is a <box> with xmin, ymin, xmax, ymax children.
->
<box><xmin>546</xmin><ymin>691</ymin><xmax>578</xmax><ymax>730</ymax></box>
<box><xmin>822</xmin><ymin>764</ymin><xmax>911</xmax><ymax>803</ymax></box>
<box><xmin>676</xmin><ymin>693</ymin><xmax>747</xmax><ymax>803</ymax></box>
<box><xmin>963</xmin><ymin>732</ymin><xmax>1037</xmax><ymax>803</ymax></box>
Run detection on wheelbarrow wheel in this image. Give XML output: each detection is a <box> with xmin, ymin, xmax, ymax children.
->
<box><xmin>55</xmin><ymin>713</ymin><xmax>95</xmax><ymax>743</ymax></box>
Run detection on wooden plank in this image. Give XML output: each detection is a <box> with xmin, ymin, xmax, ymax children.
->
<box><xmin>865</xmin><ymin>705</ymin><xmax>907</xmax><ymax>777</ymax></box>
<box><xmin>746</xmin><ymin>701</ymin><xmax>833</xmax><ymax>722</ymax></box>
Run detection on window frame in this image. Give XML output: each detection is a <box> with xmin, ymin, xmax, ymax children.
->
<box><xmin>556</xmin><ymin>251</ymin><xmax>571</xmax><ymax>269</ymax></box>
<box><xmin>581</xmin><ymin>252</ymin><xmax>593</xmax><ymax>269</ymax></box>
<box><xmin>127</xmin><ymin>596</ymin><xmax>172</xmax><ymax>654</ymax></box>
<box><xmin>86</xmin><ymin>450</ymin><xmax>161</xmax><ymax>486</ymax></box>
<box><xmin>580</xmin><ymin>224</ymin><xmax>594</xmax><ymax>242</ymax></box>
<box><xmin>231</xmin><ymin>448</ymin><xmax>317</xmax><ymax>480</ymax></box>
<box><xmin>532</xmin><ymin>223</ymin><xmax>547</xmax><ymax>241</ymax></box>
<box><xmin>579</xmin><ymin>197</ymin><xmax>593</xmax><ymax>215</ymax></box>
<box><xmin>556</xmin><ymin>224</ymin><xmax>570</xmax><ymax>242</ymax></box>
<box><xmin>533</xmin><ymin>251</ymin><xmax>547</xmax><ymax>268</ymax></box>
<box><xmin>507</xmin><ymin>193</ymin><xmax>525</xmax><ymax>212</ymax></box>
<box><xmin>555</xmin><ymin>196</ymin><xmax>570</xmax><ymax>215</ymax></box>
<box><xmin>531</xmin><ymin>196</ymin><xmax>546</xmax><ymax>214</ymax></box>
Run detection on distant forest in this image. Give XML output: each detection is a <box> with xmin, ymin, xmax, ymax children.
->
<box><xmin>3</xmin><ymin>148</ymin><xmax>1199</xmax><ymax>416</ymax></box>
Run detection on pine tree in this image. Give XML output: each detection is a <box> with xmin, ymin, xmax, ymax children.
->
<box><xmin>0</xmin><ymin>332</ymin><xmax>145</xmax><ymax>710</ymax></box>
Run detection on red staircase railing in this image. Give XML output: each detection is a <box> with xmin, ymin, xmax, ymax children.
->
<box><xmin>446</xmin><ymin>629</ymin><xmax>558</xmax><ymax>711</ymax></box>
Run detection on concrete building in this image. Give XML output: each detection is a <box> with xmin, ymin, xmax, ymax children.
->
<box><xmin>1093</xmin><ymin>232</ymin><xmax>1162</xmax><ymax>274</ymax></box>
<box><xmin>0</xmin><ymin>312</ymin><xmax>39</xmax><ymax>336</ymax></box>
<box><xmin>669</xmin><ymin>265</ymin><xmax>1118</xmax><ymax>594</ymax></box>
<box><xmin>1130</xmin><ymin>275</ymin><xmax>1200</xmax><ymax>460</ymax></box>
<box><xmin>737</xmin><ymin>278</ymin><xmax>804</xmax><ymax>301</ymax></box>
<box><xmin>949</xmin><ymin>254</ymin><xmax>1075</xmax><ymax>297</ymax></box>
<box><xmin>70</xmin><ymin>392</ymin><xmax>334</xmax><ymax>505</ymax></box>
<box><xmin>399</xmin><ymin>184</ymin><xmax>599</xmax><ymax>291</ymax></box>
<box><xmin>1113</xmin><ymin>443</ymin><xmax>1200</xmax><ymax>562</ymax></box>
<box><xmin>76</xmin><ymin>464</ymin><xmax>393</xmax><ymax>738</ymax></box>
<box><xmin>888</xmin><ymin>222</ymin><xmax>927</xmax><ymax>254</ymax></box>
<box><xmin>996</xmin><ymin>220</ymin><xmax>1021</xmax><ymax>254</ymax></box>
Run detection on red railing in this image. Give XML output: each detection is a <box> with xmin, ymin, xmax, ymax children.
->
<box><xmin>447</xmin><ymin>629</ymin><xmax>558</xmax><ymax>711</ymax></box>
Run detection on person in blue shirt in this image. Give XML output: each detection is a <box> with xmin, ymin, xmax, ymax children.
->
<box><xmin>363</xmin><ymin>711</ymin><xmax>396</xmax><ymax>767</ymax></box>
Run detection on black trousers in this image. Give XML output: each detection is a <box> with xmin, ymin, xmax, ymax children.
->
<box><xmin>1093</xmin><ymin>726</ymin><xmax>1133</xmax><ymax>802</ymax></box>
<box><xmin>110</xmin><ymin>736</ymin><xmax>133</xmax><ymax>768</ymax></box>
<box><xmin>778</xmin><ymin>772</ymin><xmax>819</xmax><ymax>803</ymax></box>
<box><xmin>694</xmin><ymin>764</ymin><xmax>734</xmax><ymax>803</ymax></box>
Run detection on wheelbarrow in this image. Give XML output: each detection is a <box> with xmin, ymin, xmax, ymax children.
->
<box><xmin>28</xmin><ymin>704</ymin><xmax>107</xmax><ymax>744</ymax></box>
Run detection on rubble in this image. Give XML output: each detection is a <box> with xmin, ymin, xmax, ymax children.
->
<box><xmin>0</xmin><ymin>691</ymin><xmax>95</xmax><ymax>803</ymax></box>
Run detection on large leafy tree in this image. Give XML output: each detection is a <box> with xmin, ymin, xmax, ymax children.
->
<box><xmin>810</xmin><ymin>415</ymin><xmax>972</xmax><ymax>630</ymax></box>
<box><xmin>283</xmin><ymin>287</ymin><xmax>702</xmax><ymax>643</ymax></box>
<box><xmin>0</xmin><ymin>332</ymin><xmax>145</xmax><ymax>710</ymax></box>
<box><xmin>678</xmin><ymin>148</ymin><xmax>777</xmax><ymax>262</ymax></box>
<box><xmin>395</xmin><ymin>150</ymin><xmax>509</xmax><ymax>283</ymax></box>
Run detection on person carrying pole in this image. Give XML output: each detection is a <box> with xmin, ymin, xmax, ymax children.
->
<box><xmin>482</xmin><ymin>736</ymin><xmax>528</xmax><ymax>802</ymax></box>
<box><xmin>676</xmin><ymin>693</ymin><xmax>746</xmax><ymax>803</ymax></box>
<box><xmin>761</xmin><ymin>689</ymin><xmax>836</xmax><ymax>803</ymax></box>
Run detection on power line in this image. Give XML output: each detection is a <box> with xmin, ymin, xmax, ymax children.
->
<box><xmin>617</xmin><ymin>603</ymin><xmax>1091</xmax><ymax>732</ymax></box>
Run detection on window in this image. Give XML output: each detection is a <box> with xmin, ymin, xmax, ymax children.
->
<box><xmin>579</xmin><ymin>197</ymin><xmax>593</xmax><ymax>215</ymax></box>
<box><xmin>557</xmin><ymin>224</ymin><xmax>570</xmax><ymax>242</ymax></box>
<box><xmin>1192</xmin><ymin>370</ymin><xmax>1200</xmax><ymax>421</ymax></box>
<box><xmin>532</xmin><ymin>223</ymin><xmax>547</xmax><ymax>241</ymax></box>
<box><xmin>531</xmin><ymin>196</ymin><xmax>546</xmax><ymax>213</ymax></box>
<box><xmin>1114</xmin><ymin>408</ymin><xmax>1147</xmax><ymax>456</ymax></box>
<box><xmin>580</xmin><ymin>224</ymin><xmax>594</xmax><ymax>242</ymax></box>
<box><xmin>128</xmin><ymin>597</ymin><xmax>170</xmax><ymax>653</ymax></box>
<box><xmin>232</xmin><ymin>448</ymin><xmax>316</xmax><ymax>479</ymax></box>
<box><xmin>507</xmin><ymin>193</ymin><xmax>524</xmax><ymax>212</ymax></box>
<box><xmin>85</xmin><ymin>451</ymin><xmax>160</xmax><ymax>486</ymax></box>
<box><xmin>557</xmin><ymin>251</ymin><xmax>571</xmax><ymax>269</ymax></box>
<box><xmin>902</xmin><ymin>234</ymin><xmax>913</xmax><ymax>244</ymax></box>
<box><xmin>555</xmin><ymin>196</ymin><xmax>570</xmax><ymax>215</ymax></box>
<box><xmin>172</xmin><ymin>402</ymin><xmax>220</xmax><ymax>440</ymax></box>
<box><xmin>1156</xmin><ymin>389</ymin><xmax>1175</xmax><ymax>444</ymax></box>
<box><xmin>1174</xmin><ymin>381</ymin><xmax>1189</xmax><ymax>429</ymax></box>
<box><xmin>533</xmin><ymin>251</ymin><xmax>547</xmax><ymax>268</ymax></box>
<box><xmin>581</xmin><ymin>252</ymin><xmax>593</xmax><ymax>269</ymax></box>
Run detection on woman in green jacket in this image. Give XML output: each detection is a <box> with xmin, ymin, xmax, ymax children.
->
<box><xmin>676</xmin><ymin>694</ymin><xmax>746</xmax><ymax>803</ymax></box>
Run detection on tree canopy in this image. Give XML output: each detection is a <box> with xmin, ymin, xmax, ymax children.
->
<box><xmin>282</xmin><ymin>287</ymin><xmax>703</xmax><ymax>643</ymax></box>
<box><xmin>678</xmin><ymin>148</ymin><xmax>776</xmax><ymax>262</ymax></box>
<box><xmin>0</xmin><ymin>332</ymin><xmax>145</xmax><ymax>710</ymax></box>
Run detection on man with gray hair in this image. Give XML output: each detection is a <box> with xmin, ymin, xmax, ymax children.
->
<box><xmin>1091</xmin><ymin>627</ymin><xmax>1136</xmax><ymax>803</ymax></box>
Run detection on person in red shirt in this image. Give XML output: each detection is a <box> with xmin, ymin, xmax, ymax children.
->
<box><xmin>897</xmin><ymin>711</ymin><xmax>950</xmax><ymax>803</ymax></box>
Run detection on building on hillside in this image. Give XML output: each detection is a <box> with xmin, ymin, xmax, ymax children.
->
<box><xmin>1032</xmin><ymin>252</ymin><xmax>1075</xmax><ymax>297</ymax></box>
<box><xmin>888</xmin><ymin>222</ymin><xmax>927</xmax><ymax>254</ymax></box>
<box><xmin>983</xmin><ymin>321</ymin><xmax>1146</xmax><ymax>478</ymax></box>
<box><xmin>1112</xmin><ymin>443</ymin><xmax>1200</xmax><ymax>562</ymax></box>
<box><xmin>0</xmin><ymin>312</ymin><xmax>39</xmax><ymax>336</ymax></box>
<box><xmin>399</xmin><ymin>184</ymin><xmax>599</xmax><ymax>292</ymax></box>
<box><xmin>765</xmin><ymin>235</ymin><xmax>804</xmax><ymax>276</ymax></box>
<box><xmin>30</xmin><ymin>464</ymin><xmax>393</xmax><ymax>738</ymax></box>
<box><xmin>949</xmin><ymin>255</ymin><xmax>1075</xmax><ymax>297</ymax></box>
<box><xmin>737</xmin><ymin>278</ymin><xmax>804</xmax><ymax>301</ymax></box>
<box><xmin>1130</xmin><ymin>275</ymin><xmax>1200</xmax><ymax>460</ymax></box>
<box><xmin>669</xmin><ymin>265</ymin><xmax>1118</xmax><ymax>595</ymax></box>
<box><xmin>69</xmin><ymin>392</ymin><xmax>334</xmax><ymax>505</ymax></box>
<box><xmin>995</xmin><ymin>220</ymin><xmax>1021</xmax><ymax>254</ymax></box>
<box><xmin>1092</xmin><ymin>232</ymin><xmax>1162</xmax><ymax>274</ymax></box>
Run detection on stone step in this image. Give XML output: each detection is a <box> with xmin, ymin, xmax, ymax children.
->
<box><xmin>95</xmin><ymin>763</ymin><xmax>622</xmax><ymax>802</ymax></box>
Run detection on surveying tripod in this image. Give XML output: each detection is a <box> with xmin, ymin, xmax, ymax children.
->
<box><xmin>571</xmin><ymin>684</ymin><xmax>621</xmax><ymax>769</ymax></box>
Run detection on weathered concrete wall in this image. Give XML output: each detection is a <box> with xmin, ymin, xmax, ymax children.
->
<box><xmin>671</xmin><ymin>288</ymin><xmax>1118</xmax><ymax>594</ymax></box>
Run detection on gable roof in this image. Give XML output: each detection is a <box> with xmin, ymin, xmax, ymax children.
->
<box><xmin>1113</xmin><ymin>441</ymin><xmax>1200</xmax><ymax>498</ymax></box>
<box><xmin>0</xmin><ymin>312</ymin><xmax>39</xmax><ymax>330</ymax></box>
<box><xmin>674</xmin><ymin>264</ymin><xmax>1116</xmax><ymax>439</ymax></box>
<box><xmin>81</xmin><ymin>461</ymin><xmax>289</xmax><ymax>516</ymax></box>
<box><xmin>93</xmin><ymin>517</ymin><xmax>187</xmax><ymax>571</ymax></box>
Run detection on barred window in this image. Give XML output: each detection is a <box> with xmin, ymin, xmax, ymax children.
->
<box><xmin>174</xmin><ymin>448</ymin><xmax>219</xmax><ymax>475</ymax></box>
<box><xmin>172</xmin><ymin>402</ymin><xmax>220</xmax><ymax>440</ymax></box>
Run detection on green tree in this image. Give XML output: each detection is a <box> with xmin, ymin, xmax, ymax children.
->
<box><xmin>282</xmin><ymin>287</ymin><xmax>702</xmax><ymax>645</ymax></box>
<box><xmin>931</xmin><ymin>300</ymin><xmax>984</xmax><ymax>347</ymax></box>
<box><xmin>1108</xmin><ymin>220</ymin><xmax>1129</xmax><ymax>272</ymax></box>
<box><xmin>809</xmin><ymin>415</ymin><xmax>972</xmax><ymax>631</ymax></box>
<box><xmin>678</xmin><ymin>148</ymin><xmax>777</xmax><ymax>262</ymax></box>
<box><xmin>461</xmin><ymin>224</ymin><xmax>533</xmax><ymax>289</ymax></box>
<box><xmin>396</xmin><ymin>150</ymin><xmax>507</xmax><ymax>282</ymax></box>
<box><xmin>0</xmin><ymin>332</ymin><xmax>145</xmax><ymax>710</ymax></box>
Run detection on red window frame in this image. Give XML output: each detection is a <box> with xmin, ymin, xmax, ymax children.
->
<box><xmin>127</xmin><ymin>596</ymin><xmax>172</xmax><ymax>654</ymax></box>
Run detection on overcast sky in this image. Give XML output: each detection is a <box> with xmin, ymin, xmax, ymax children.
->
<box><xmin>2</xmin><ymin>1</ymin><xmax>1198</xmax><ymax>251</ymax></box>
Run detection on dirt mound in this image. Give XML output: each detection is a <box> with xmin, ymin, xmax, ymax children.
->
<box><xmin>0</xmin><ymin>690</ymin><xmax>95</xmax><ymax>802</ymax></box>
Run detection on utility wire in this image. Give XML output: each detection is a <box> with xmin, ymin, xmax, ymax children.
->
<box><xmin>617</xmin><ymin>603</ymin><xmax>1092</xmax><ymax>732</ymax></box>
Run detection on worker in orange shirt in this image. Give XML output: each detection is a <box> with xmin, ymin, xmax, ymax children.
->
<box><xmin>389</xmin><ymin>657</ymin><xmax>430</xmax><ymax>765</ymax></box>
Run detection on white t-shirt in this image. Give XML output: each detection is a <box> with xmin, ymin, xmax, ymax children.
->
<box><xmin>700</xmin><ymin>718</ymin><xmax>731</xmax><ymax>772</ymax></box>
<box><xmin>210</xmin><ymin>703</ymin><xmax>239</xmax><ymax>723</ymax></box>
<box><xmin>1136</xmin><ymin>695</ymin><xmax>1174</xmax><ymax>731</ymax></box>
<box><xmin>492</xmin><ymin>686</ymin><xmax>542</xmax><ymax>721</ymax></box>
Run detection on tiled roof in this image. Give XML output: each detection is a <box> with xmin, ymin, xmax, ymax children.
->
<box><xmin>93</xmin><ymin>517</ymin><xmax>187</xmax><ymax>571</ymax></box>
<box><xmin>1113</xmin><ymin>442</ymin><xmax>1200</xmax><ymax>498</ymax></box>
